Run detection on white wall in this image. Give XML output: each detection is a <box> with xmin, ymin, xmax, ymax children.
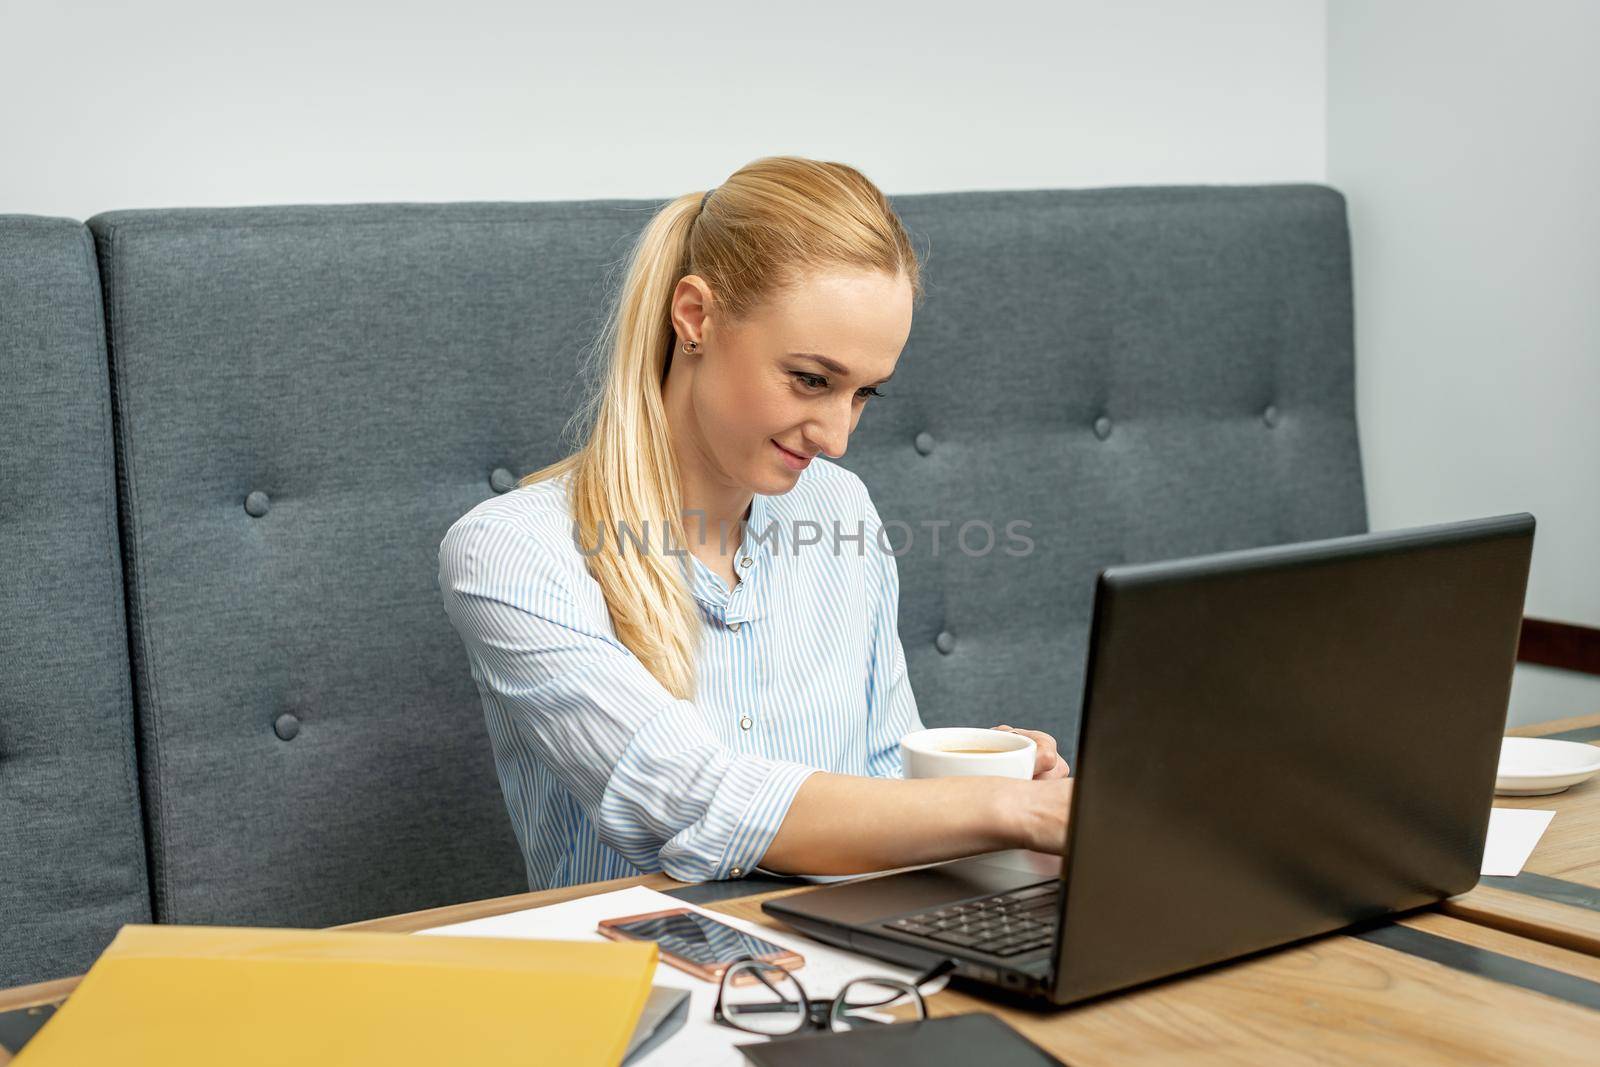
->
<box><xmin>10</xmin><ymin>2</ymin><xmax>1584</xmax><ymax>725</ymax></box>
<box><xmin>1328</xmin><ymin>0</ymin><xmax>1600</xmax><ymax>728</ymax></box>
<box><xmin>0</xmin><ymin>0</ymin><xmax>1326</xmax><ymax>216</ymax></box>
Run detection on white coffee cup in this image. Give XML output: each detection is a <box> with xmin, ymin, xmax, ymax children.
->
<box><xmin>901</xmin><ymin>727</ymin><xmax>1036</xmax><ymax>780</ymax></box>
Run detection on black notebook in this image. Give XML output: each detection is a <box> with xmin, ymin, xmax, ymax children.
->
<box><xmin>736</xmin><ymin>1013</ymin><xmax>1064</xmax><ymax>1066</ymax></box>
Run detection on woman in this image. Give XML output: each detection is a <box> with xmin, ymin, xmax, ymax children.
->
<box><xmin>439</xmin><ymin>156</ymin><xmax>1073</xmax><ymax>890</ymax></box>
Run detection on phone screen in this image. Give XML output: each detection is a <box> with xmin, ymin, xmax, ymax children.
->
<box><xmin>610</xmin><ymin>911</ymin><xmax>791</xmax><ymax>967</ymax></box>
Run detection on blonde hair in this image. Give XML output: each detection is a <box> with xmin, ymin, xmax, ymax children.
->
<box><xmin>520</xmin><ymin>156</ymin><xmax>924</xmax><ymax>700</ymax></box>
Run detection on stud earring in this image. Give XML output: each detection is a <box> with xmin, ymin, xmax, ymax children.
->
<box><xmin>683</xmin><ymin>340</ymin><xmax>699</xmax><ymax>354</ymax></box>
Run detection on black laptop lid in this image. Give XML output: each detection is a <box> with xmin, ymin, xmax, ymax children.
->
<box><xmin>1052</xmin><ymin>513</ymin><xmax>1535</xmax><ymax>1004</ymax></box>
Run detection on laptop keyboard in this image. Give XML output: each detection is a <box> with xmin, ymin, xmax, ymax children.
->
<box><xmin>882</xmin><ymin>881</ymin><xmax>1060</xmax><ymax>957</ymax></box>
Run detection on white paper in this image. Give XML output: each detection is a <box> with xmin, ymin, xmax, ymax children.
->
<box><xmin>1481</xmin><ymin>808</ymin><xmax>1556</xmax><ymax>876</ymax></box>
<box><xmin>415</xmin><ymin>885</ymin><xmax>948</xmax><ymax>1067</ymax></box>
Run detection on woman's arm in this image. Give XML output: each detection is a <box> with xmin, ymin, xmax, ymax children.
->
<box><xmin>759</xmin><ymin>771</ymin><xmax>1073</xmax><ymax>875</ymax></box>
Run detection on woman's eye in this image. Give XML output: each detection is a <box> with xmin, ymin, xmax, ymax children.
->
<box><xmin>791</xmin><ymin>372</ymin><xmax>885</xmax><ymax>400</ymax></box>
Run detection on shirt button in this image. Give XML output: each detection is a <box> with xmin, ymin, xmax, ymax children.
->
<box><xmin>740</xmin><ymin>716</ymin><xmax>753</xmax><ymax>730</ymax></box>
<box><xmin>740</xmin><ymin>556</ymin><xmax>753</xmax><ymax>568</ymax></box>
<box><xmin>729</xmin><ymin>621</ymin><xmax>741</xmax><ymax>631</ymax></box>
<box><xmin>729</xmin><ymin>866</ymin><xmax>744</xmax><ymax>878</ymax></box>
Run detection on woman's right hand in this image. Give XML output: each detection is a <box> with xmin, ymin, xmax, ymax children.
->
<box><xmin>1003</xmin><ymin>774</ymin><xmax>1075</xmax><ymax>855</ymax></box>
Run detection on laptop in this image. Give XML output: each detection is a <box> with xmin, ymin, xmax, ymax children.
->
<box><xmin>764</xmin><ymin>512</ymin><xmax>1536</xmax><ymax>1006</ymax></box>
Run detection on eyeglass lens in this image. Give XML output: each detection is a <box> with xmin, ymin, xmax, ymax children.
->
<box><xmin>721</xmin><ymin>960</ymin><xmax>811</xmax><ymax>1036</ymax></box>
<box><xmin>829</xmin><ymin>978</ymin><xmax>925</xmax><ymax>1031</ymax></box>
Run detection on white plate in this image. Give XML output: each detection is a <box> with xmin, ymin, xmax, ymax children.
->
<box><xmin>1495</xmin><ymin>736</ymin><xmax>1600</xmax><ymax>796</ymax></box>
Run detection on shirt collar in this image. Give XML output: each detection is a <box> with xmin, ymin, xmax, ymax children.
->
<box><xmin>680</xmin><ymin>491</ymin><xmax>774</xmax><ymax>613</ymax></box>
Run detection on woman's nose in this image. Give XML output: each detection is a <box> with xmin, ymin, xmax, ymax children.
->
<box><xmin>812</xmin><ymin>400</ymin><xmax>853</xmax><ymax>459</ymax></box>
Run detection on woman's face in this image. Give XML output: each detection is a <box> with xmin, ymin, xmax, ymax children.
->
<box><xmin>668</xmin><ymin>266</ymin><xmax>914</xmax><ymax>497</ymax></box>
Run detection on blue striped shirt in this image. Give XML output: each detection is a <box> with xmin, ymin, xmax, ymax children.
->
<box><xmin>437</xmin><ymin>456</ymin><xmax>924</xmax><ymax>889</ymax></box>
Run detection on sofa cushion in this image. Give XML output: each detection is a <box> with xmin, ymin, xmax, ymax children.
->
<box><xmin>0</xmin><ymin>216</ymin><xmax>152</xmax><ymax>985</ymax></box>
<box><xmin>85</xmin><ymin>204</ymin><xmax>564</xmax><ymax>925</ymax></box>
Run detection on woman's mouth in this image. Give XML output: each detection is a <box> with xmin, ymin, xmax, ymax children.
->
<box><xmin>772</xmin><ymin>440</ymin><xmax>812</xmax><ymax>471</ymax></box>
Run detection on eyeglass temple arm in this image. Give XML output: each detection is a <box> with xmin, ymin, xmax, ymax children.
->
<box><xmin>913</xmin><ymin>957</ymin><xmax>958</xmax><ymax>987</ymax></box>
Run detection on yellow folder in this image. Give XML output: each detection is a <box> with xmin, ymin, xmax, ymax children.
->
<box><xmin>15</xmin><ymin>924</ymin><xmax>658</xmax><ymax>1066</ymax></box>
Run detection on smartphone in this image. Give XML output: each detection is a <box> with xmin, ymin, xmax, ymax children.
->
<box><xmin>0</xmin><ymin>1001</ymin><xmax>60</xmax><ymax>1056</ymax></box>
<box><xmin>597</xmin><ymin>906</ymin><xmax>804</xmax><ymax>985</ymax></box>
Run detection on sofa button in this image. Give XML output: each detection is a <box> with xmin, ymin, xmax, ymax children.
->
<box><xmin>914</xmin><ymin>431</ymin><xmax>935</xmax><ymax>455</ymax></box>
<box><xmin>244</xmin><ymin>490</ymin><xmax>271</xmax><ymax>517</ymax></box>
<box><xmin>935</xmin><ymin>630</ymin><xmax>955</xmax><ymax>655</ymax></box>
<box><xmin>1263</xmin><ymin>405</ymin><xmax>1280</xmax><ymax>428</ymax></box>
<box><xmin>1093</xmin><ymin>416</ymin><xmax>1112</xmax><ymax>440</ymax></box>
<box><xmin>274</xmin><ymin>713</ymin><xmax>301</xmax><ymax>741</ymax></box>
<box><xmin>489</xmin><ymin>467</ymin><xmax>518</xmax><ymax>493</ymax></box>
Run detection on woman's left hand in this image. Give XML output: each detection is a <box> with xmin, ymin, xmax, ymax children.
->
<box><xmin>994</xmin><ymin>724</ymin><xmax>1071</xmax><ymax>780</ymax></box>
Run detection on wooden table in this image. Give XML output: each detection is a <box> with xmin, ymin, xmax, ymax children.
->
<box><xmin>1441</xmin><ymin>711</ymin><xmax>1600</xmax><ymax>956</ymax></box>
<box><xmin>13</xmin><ymin>876</ymin><xmax>1596</xmax><ymax>1064</ymax></box>
<box><xmin>6</xmin><ymin>715</ymin><xmax>1600</xmax><ymax>1064</ymax></box>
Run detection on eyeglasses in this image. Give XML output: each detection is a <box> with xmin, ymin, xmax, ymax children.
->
<box><xmin>712</xmin><ymin>955</ymin><xmax>956</xmax><ymax>1037</ymax></box>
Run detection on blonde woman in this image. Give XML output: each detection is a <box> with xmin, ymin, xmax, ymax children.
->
<box><xmin>439</xmin><ymin>156</ymin><xmax>1073</xmax><ymax>891</ymax></box>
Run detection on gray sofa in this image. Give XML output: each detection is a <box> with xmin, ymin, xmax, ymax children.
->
<box><xmin>0</xmin><ymin>184</ymin><xmax>1366</xmax><ymax>988</ymax></box>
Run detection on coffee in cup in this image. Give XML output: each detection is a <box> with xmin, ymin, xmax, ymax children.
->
<box><xmin>901</xmin><ymin>727</ymin><xmax>1035</xmax><ymax>780</ymax></box>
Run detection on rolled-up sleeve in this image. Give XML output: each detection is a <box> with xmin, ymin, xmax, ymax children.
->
<box><xmin>861</xmin><ymin>492</ymin><xmax>924</xmax><ymax>779</ymax></box>
<box><xmin>440</xmin><ymin>516</ymin><xmax>818</xmax><ymax>883</ymax></box>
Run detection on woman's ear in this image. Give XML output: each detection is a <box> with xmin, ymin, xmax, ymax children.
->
<box><xmin>669</xmin><ymin>275</ymin><xmax>714</xmax><ymax>347</ymax></box>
